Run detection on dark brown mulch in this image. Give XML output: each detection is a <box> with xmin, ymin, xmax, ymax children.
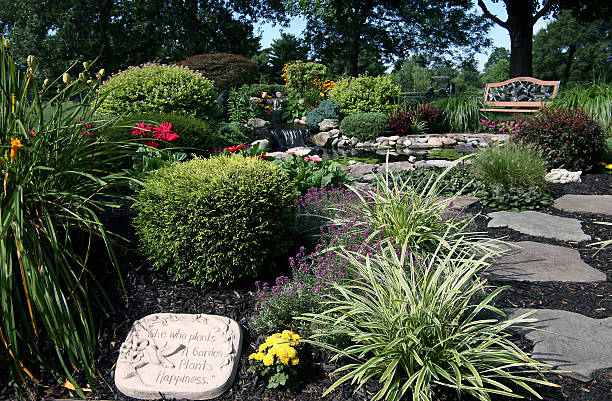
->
<box><xmin>2</xmin><ymin>174</ymin><xmax>611</xmax><ymax>401</ymax></box>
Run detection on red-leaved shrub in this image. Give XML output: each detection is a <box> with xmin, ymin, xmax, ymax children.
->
<box><xmin>415</xmin><ymin>104</ymin><xmax>445</xmax><ymax>132</ymax></box>
<box><xmin>177</xmin><ymin>53</ymin><xmax>258</xmax><ymax>91</ymax></box>
<box><xmin>389</xmin><ymin>111</ymin><xmax>415</xmax><ymax>136</ymax></box>
<box><xmin>515</xmin><ymin>107</ymin><xmax>606</xmax><ymax>171</ymax></box>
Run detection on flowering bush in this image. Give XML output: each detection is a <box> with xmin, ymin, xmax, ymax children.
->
<box><xmin>177</xmin><ymin>53</ymin><xmax>258</xmax><ymax>91</ymax></box>
<box><xmin>282</xmin><ymin>61</ymin><xmax>329</xmax><ymax>96</ymax></box>
<box><xmin>328</xmin><ymin>74</ymin><xmax>400</xmax><ymax>116</ymax></box>
<box><xmin>479</xmin><ymin>119</ymin><xmax>527</xmax><ymax>135</ymax></box>
<box><xmin>389</xmin><ymin>111</ymin><xmax>426</xmax><ymax>136</ymax></box>
<box><xmin>515</xmin><ymin>107</ymin><xmax>607</xmax><ymax>170</ymax></box>
<box><xmin>414</xmin><ymin>103</ymin><xmax>445</xmax><ymax>132</ymax></box>
<box><xmin>97</xmin><ymin>63</ymin><xmax>217</xmax><ymax>119</ymax></box>
<box><xmin>131</xmin><ymin>121</ymin><xmax>179</xmax><ymax>148</ymax></box>
<box><xmin>248</xmin><ymin>331</ymin><xmax>301</xmax><ymax>390</ymax></box>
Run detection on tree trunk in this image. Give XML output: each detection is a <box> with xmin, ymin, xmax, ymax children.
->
<box><xmin>507</xmin><ymin>0</ymin><xmax>534</xmax><ymax>77</ymax></box>
<box><xmin>563</xmin><ymin>44</ymin><xmax>576</xmax><ymax>82</ymax></box>
<box><xmin>347</xmin><ymin>31</ymin><xmax>360</xmax><ymax>77</ymax></box>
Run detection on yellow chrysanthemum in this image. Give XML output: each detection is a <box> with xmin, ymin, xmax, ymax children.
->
<box><xmin>290</xmin><ymin>356</ymin><xmax>299</xmax><ymax>365</ymax></box>
<box><xmin>286</xmin><ymin>347</ymin><xmax>297</xmax><ymax>359</ymax></box>
<box><xmin>258</xmin><ymin>343</ymin><xmax>268</xmax><ymax>352</ymax></box>
<box><xmin>262</xmin><ymin>353</ymin><xmax>274</xmax><ymax>366</ymax></box>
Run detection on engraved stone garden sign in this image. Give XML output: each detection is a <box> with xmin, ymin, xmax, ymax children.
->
<box><xmin>114</xmin><ymin>313</ymin><xmax>242</xmax><ymax>400</ymax></box>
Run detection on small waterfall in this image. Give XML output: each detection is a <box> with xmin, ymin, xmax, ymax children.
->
<box><xmin>266</xmin><ymin>98</ymin><xmax>284</xmax><ymax>124</ymax></box>
<box><xmin>271</xmin><ymin>129</ymin><xmax>311</xmax><ymax>150</ymax></box>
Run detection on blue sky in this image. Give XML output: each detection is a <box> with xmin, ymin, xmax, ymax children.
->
<box><xmin>254</xmin><ymin>1</ymin><xmax>552</xmax><ymax>71</ymax></box>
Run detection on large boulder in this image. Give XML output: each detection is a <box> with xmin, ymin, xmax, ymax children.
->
<box><xmin>313</xmin><ymin>132</ymin><xmax>332</xmax><ymax>147</ymax></box>
<box><xmin>318</xmin><ymin>118</ymin><xmax>340</xmax><ymax>132</ymax></box>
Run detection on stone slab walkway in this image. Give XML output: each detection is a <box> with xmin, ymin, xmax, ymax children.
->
<box><xmin>553</xmin><ymin>194</ymin><xmax>612</xmax><ymax>216</ymax></box>
<box><xmin>487</xmin><ymin>241</ymin><xmax>606</xmax><ymax>283</ymax></box>
<box><xmin>506</xmin><ymin>308</ymin><xmax>612</xmax><ymax>382</ymax></box>
<box><xmin>488</xmin><ymin>211</ymin><xmax>591</xmax><ymax>242</ymax></box>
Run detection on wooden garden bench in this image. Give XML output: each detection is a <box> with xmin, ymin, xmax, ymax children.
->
<box><xmin>480</xmin><ymin>77</ymin><xmax>560</xmax><ymax>113</ymax></box>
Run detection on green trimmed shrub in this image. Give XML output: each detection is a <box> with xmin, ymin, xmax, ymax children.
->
<box><xmin>133</xmin><ymin>154</ymin><xmax>297</xmax><ymax>286</ymax></box>
<box><xmin>305</xmin><ymin>99</ymin><xmax>340</xmax><ymax>127</ymax></box>
<box><xmin>105</xmin><ymin>113</ymin><xmax>217</xmax><ymax>153</ymax></box>
<box><xmin>515</xmin><ymin>107</ymin><xmax>606</xmax><ymax>170</ymax></box>
<box><xmin>328</xmin><ymin>74</ymin><xmax>400</xmax><ymax>116</ymax></box>
<box><xmin>177</xmin><ymin>53</ymin><xmax>258</xmax><ymax>91</ymax></box>
<box><xmin>97</xmin><ymin>63</ymin><xmax>217</xmax><ymax>119</ymax></box>
<box><xmin>340</xmin><ymin>112</ymin><xmax>389</xmax><ymax>141</ymax></box>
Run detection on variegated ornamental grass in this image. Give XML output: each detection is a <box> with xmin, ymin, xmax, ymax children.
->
<box><xmin>301</xmin><ymin>241</ymin><xmax>558</xmax><ymax>401</ymax></box>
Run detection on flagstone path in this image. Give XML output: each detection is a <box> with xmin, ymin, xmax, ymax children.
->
<box><xmin>486</xmin><ymin>195</ymin><xmax>611</xmax><ymax>382</ymax></box>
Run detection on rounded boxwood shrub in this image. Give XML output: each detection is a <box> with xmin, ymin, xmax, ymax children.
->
<box><xmin>340</xmin><ymin>112</ymin><xmax>389</xmax><ymax>141</ymax></box>
<box><xmin>515</xmin><ymin>107</ymin><xmax>607</xmax><ymax>170</ymax></box>
<box><xmin>178</xmin><ymin>53</ymin><xmax>258</xmax><ymax>92</ymax></box>
<box><xmin>328</xmin><ymin>74</ymin><xmax>400</xmax><ymax>116</ymax></box>
<box><xmin>97</xmin><ymin>63</ymin><xmax>218</xmax><ymax>119</ymax></box>
<box><xmin>105</xmin><ymin>113</ymin><xmax>217</xmax><ymax>153</ymax></box>
<box><xmin>305</xmin><ymin>99</ymin><xmax>340</xmax><ymax>127</ymax></box>
<box><xmin>133</xmin><ymin>154</ymin><xmax>297</xmax><ymax>286</ymax></box>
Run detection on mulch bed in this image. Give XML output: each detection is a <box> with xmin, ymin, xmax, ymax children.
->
<box><xmin>3</xmin><ymin>174</ymin><xmax>611</xmax><ymax>401</ymax></box>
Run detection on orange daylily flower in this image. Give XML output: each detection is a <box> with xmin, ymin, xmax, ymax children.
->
<box><xmin>10</xmin><ymin>138</ymin><xmax>22</xmax><ymax>159</ymax></box>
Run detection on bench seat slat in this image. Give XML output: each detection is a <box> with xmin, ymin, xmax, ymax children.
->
<box><xmin>479</xmin><ymin>108</ymin><xmax>538</xmax><ymax>113</ymax></box>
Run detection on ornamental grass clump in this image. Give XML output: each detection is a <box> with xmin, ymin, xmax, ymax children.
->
<box><xmin>133</xmin><ymin>154</ymin><xmax>296</xmax><ymax>285</ymax></box>
<box><xmin>339</xmin><ymin>159</ymin><xmax>488</xmax><ymax>257</ymax></box>
<box><xmin>301</xmin><ymin>241</ymin><xmax>557</xmax><ymax>401</ymax></box>
<box><xmin>471</xmin><ymin>143</ymin><xmax>548</xmax><ymax>190</ymax></box>
<box><xmin>0</xmin><ymin>40</ymin><xmax>132</xmax><ymax>393</ymax></box>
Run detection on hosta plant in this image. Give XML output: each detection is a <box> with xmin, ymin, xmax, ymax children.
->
<box><xmin>301</xmin><ymin>241</ymin><xmax>557</xmax><ymax>401</ymax></box>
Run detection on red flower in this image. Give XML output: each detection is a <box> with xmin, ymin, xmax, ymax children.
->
<box><xmin>152</xmin><ymin>122</ymin><xmax>175</xmax><ymax>141</ymax></box>
<box><xmin>164</xmin><ymin>133</ymin><xmax>179</xmax><ymax>142</ymax></box>
<box><xmin>132</xmin><ymin>122</ymin><xmax>152</xmax><ymax>136</ymax></box>
<box><xmin>145</xmin><ymin>140</ymin><xmax>159</xmax><ymax>148</ymax></box>
<box><xmin>29</xmin><ymin>130</ymin><xmax>36</xmax><ymax>136</ymax></box>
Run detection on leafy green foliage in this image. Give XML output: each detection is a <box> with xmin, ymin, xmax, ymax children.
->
<box><xmin>247</xmin><ymin>84</ymin><xmax>286</xmax><ymax>97</ymax></box>
<box><xmin>282</xmin><ymin>61</ymin><xmax>327</xmax><ymax>98</ymax></box>
<box><xmin>553</xmin><ymin>82</ymin><xmax>612</xmax><ymax>133</ymax></box>
<box><xmin>478</xmin><ymin>184</ymin><xmax>553</xmax><ymax>212</ymax></box>
<box><xmin>227</xmin><ymin>85</ymin><xmax>257</xmax><ymax>125</ymax></box>
<box><xmin>434</xmin><ymin>95</ymin><xmax>484</xmax><ymax>132</ymax></box>
<box><xmin>302</xmin><ymin>242</ymin><xmax>555</xmax><ymax>401</ymax></box>
<box><xmin>471</xmin><ymin>143</ymin><xmax>548</xmax><ymax>189</ymax></box>
<box><xmin>214</xmin><ymin>122</ymin><xmax>253</xmax><ymax>148</ymax></box>
<box><xmin>177</xmin><ymin>53</ymin><xmax>258</xmax><ymax>92</ymax></box>
<box><xmin>97</xmin><ymin>63</ymin><xmax>218</xmax><ymax>119</ymax></box>
<box><xmin>274</xmin><ymin>155</ymin><xmax>347</xmax><ymax>195</ymax></box>
<box><xmin>106</xmin><ymin>112</ymin><xmax>217</xmax><ymax>153</ymax></box>
<box><xmin>392</xmin><ymin>58</ymin><xmax>432</xmax><ymax>92</ymax></box>
<box><xmin>282</xmin><ymin>97</ymin><xmax>307</xmax><ymax>121</ymax></box>
<box><xmin>0</xmin><ymin>42</ymin><xmax>131</xmax><ymax>392</ymax></box>
<box><xmin>133</xmin><ymin>154</ymin><xmax>296</xmax><ymax>286</ymax></box>
<box><xmin>329</xmin><ymin>74</ymin><xmax>400</xmax><ymax>116</ymax></box>
<box><xmin>340</xmin><ymin>112</ymin><xmax>389</xmax><ymax>141</ymax></box>
<box><xmin>395</xmin><ymin>166</ymin><xmax>479</xmax><ymax>196</ymax></box>
<box><xmin>131</xmin><ymin>147</ymin><xmax>187</xmax><ymax>176</ymax></box>
<box><xmin>305</xmin><ymin>99</ymin><xmax>340</xmax><ymax>127</ymax></box>
<box><xmin>516</xmin><ymin>107</ymin><xmax>607</xmax><ymax>170</ymax></box>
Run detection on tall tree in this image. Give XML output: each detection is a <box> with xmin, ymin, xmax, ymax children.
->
<box><xmin>484</xmin><ymin>47</ymin><xmax>510</xmax><ymax>71</ymax></box>
<box><xmin>0</xmin><ymin>0</ymin><xmax>282</xmax><ymax>78</ymax></box>
<box><xmin>477</xmin><ymin>0</ymin><xmax>611</xmax><ymax>78</ymax></box>
<box><xmin>533</xmin><ymin>10</ymin><xmax>611</xmax><ymax>83</ymax></box>
<box><xmin>288</xmin><ymin>0</ymin><xmax>491</xmax><ymax>77</ymax></box>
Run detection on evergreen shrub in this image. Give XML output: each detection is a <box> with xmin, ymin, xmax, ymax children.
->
<box><xmin>328</xmin><ymin>74</ymin><xmax>400</xmax><ymax>116</ymax></box>
<box><xmin>305</xmin><ymin>99</ymin><xmax>340</xmax><ymax>127</ymax></box>
<box><xmin>97</xmin><ymin>63</ymin><xmax>217</xmax><ymax>119</ymax></box>
<box><xmin>133</xmin><ymin>154</ymin><xmax>296</xmax><ymax>286</ymax></box>
<box><xmin>515</xmin><ymin>107</ymin><xmax>606</xmax><ymax>170</ymax></box>
<box><xmin>340</xmin><ymin>112</ymin><xmax>389</xmax><ymax>141</ymax></box>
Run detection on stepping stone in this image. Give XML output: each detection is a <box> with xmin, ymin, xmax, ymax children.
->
<box><xmin>506</xmin><ymin>308</ymin><xmax>612</xmax><ymax>382</ymax></box>
<box><xmin>487</xmin><ymin>241</ymin><xmax>606</xmax><ymax>282</ymax></box>
<box><xmin>448</xmin><ymin>195</ymin><xmax>479</xmax><ymax>210</ymax></box>
<box><xmin>488</xmin><ymin>211</ymin><xmax>591</xmax><ymax>242</ymax></box>
<box><xmin>554</xmin><ymin>194</ymin><xmax>612</xmax><ymax>216</ymax></box>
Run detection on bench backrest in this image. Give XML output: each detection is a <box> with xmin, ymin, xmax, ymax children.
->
<box><xmin>483</xmin><ymin>77</ymin><xmax>560</xmax><ymax>108</ymax></box>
